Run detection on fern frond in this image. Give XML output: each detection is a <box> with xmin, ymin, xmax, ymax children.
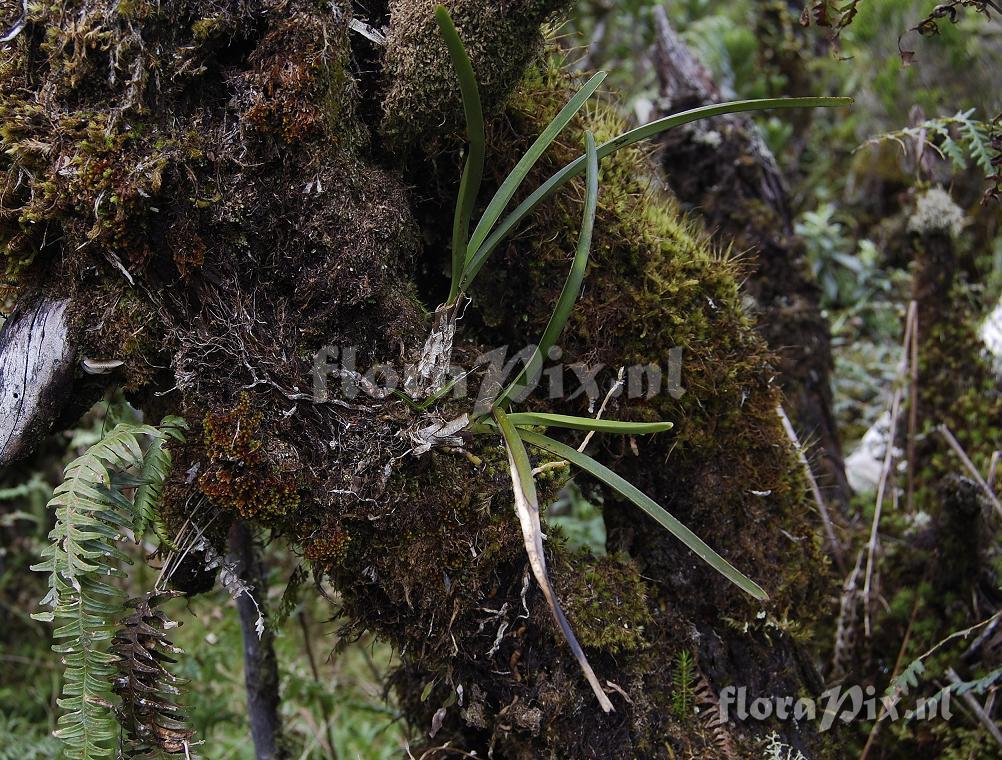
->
<box><xmin>30</xmin><ymin>421</ymin><xmax>182</xmax><ymax>760</ymax></box>
<box><xmin>859</xmin><ymin>110</ymin><xmax>998</xmax><ymax>181</ymax></box>
<box><xmin>693</xmin><ymin>667</ymin><xmax>739</xmax><ymax>759</ymax></box>
<box><xmin>112</xmin><ymin>591</ymin><xmax>196</xmax><ymax>757</ymax></box>
<box><xmin>135</xmin><ymin>417</ymin><xmax>188</xmax><ymax>549</ymax></box>
<box><xmin>957</xmin><ymin>110</ymin><xmax>995</xmax><ymax>175</ymax></box>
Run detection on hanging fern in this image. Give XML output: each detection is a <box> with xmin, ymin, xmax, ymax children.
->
<box><xmin>112</xmin><ymin>591</ymin><xmax>196</xmax><ymax>757</ymax></box>
<box><xmin>31</xmin><ymin>418</ymin><xmax>187</xmax><ymax>760</ymax></box>
<box><xmin>859</xmin><ymin>109</ymin><xmax>1000</xmax><ymax>183</ymax></box>
<box><xmin>134</xmin><ymin>416</ymin><xmax>188</xmax><ymax>550</ymax></box>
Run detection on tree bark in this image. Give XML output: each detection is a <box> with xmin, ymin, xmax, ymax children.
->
<box><xmin>228</xmin><ymin>520</ymin><xmax>286</xmax><ymax>760</ymax></box>
<box><xmin>651</xmin><ymin>6</ymin><xmax>852</xmax><ymax>513</ymax></box>
<box><xmin>0</xmin><ymin>298</ymin><xmax>74</xmax><ymax>469</ymax></box>
<box><xmin>0</xmin><ymin>2</ymin><xmax>848</xmax><ymax>756</ymax></box>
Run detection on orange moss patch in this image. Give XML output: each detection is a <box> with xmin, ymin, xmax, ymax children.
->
<box><xmin>198</xmin><ymin>392</ymin><xmax>302</xmax><ymax>519</ymax></box>
<box><xmin>241</xmin><ymin>14</ymin><xmax>350</xmax><ymax>144</ymax></box>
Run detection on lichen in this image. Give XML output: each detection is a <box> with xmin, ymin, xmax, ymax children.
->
<box><xmin>907</xmin><ymin>186</ymin><xmax>965</xmax><ymax>237</ymax></box>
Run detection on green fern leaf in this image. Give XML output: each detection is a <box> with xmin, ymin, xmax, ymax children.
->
<box><xmin>134</xmin><ymin>417</ymin><xmax>188</xmax><ymax>549</ymax></box>
<box><xmin>958</xmin><ymin>113</ymin><xmax>994</xmax><ymax>175</ymax></box>
<box><xmin>30</xmin><ymin>419</ymin><xmax>186</xmax><ymax>760</ymax></box>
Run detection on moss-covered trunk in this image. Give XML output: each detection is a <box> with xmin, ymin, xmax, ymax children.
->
<box><xmin>650</xmin><ymin>7</ymin><xmax>851</xmax><ymax>517</ymax></box>
<box><xmin>1</xmin><ymin>1</ymin><xmax>844</xmax><ymax>756</ymax></box>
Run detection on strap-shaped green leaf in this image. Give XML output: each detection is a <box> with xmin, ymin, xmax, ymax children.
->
<box><xmin>435</xmin><ymin>5</ymin><xmax>487</xmax><ymax>304</ymax></box>
<box><xmin>461</xmin><ymin>96</ymin><xmax>853</xmax><ymax>288</ymax></box>
<box><xmin>504</xmin><ymin>412</ymin><xmax>673</xmax><ymax>434</ymax></box>
<box><xmin>464</xmin><ymin>71</ymin><xmax>607</xmax><ymax>271</ymax></box>
<box><xmin>517</xmin><ymin>428</ymin><xmax>769</xmax><ymax>601</ymax></box>
<box><xmin>496</xmin><ymin>130</ymin><xmax>599</xmax><ymax>408</ymax></box>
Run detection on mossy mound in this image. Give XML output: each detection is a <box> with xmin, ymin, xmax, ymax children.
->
<box><xmin>0</xmin><ymin>0</ymin><xmax>422</xmax><ymax>389</ymax></box>
<box><xmin>380</xmin><ymin>0</ymin><xmax>572</xmax><ymax>156</ymax></box>
<box><xmin>467</xmin><ymin>60</ymin><xmax>829</xmax><ymax>629</ymax></box>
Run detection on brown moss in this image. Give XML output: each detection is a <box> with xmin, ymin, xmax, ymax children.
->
<box><xmin>302</xmin><ymin>527</ymin><xmax>352</xmax><ymax>569</ymax></box>
<box><xmin>198</xmin><ymin>392</ymin><xmax>302</xmax><ymax>519</ymax></box>
<box><xmin>240</xmin><ymin>13</ymin><xmax>354</xmax><ymax>144</ymax></box>
<box><xmin>1</xmin><ymin>80</ymin><xmax>179</xmax><ymax>284</ymax></box>
<box><xmin>68</xmin><ymin>284</ymin><xmax>162</xmax><ymax>391</ymax></box>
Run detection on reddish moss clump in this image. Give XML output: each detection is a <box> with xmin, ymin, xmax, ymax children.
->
<box><xmin>240</xmin><ymin>13</ymin><xmax>353</xmax><ymax>144</ymax></box>
<box><xmin>198</xmin><ymin>393</ymin><xmax>302</xmax><ymax>520</ymax></box>
<box><xmin>303</xmin><ymin>527</ymin><xmax>353</xmax><ymax>570</ymax></box>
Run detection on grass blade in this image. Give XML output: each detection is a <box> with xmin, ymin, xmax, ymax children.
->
<box><xmin>494</xmin><ymin>409</ymin><xmax>614</xmax><ymax>712</ymax></box>
<box><xmin>495</xmin><ymin>130</ymin><xmax>599</xmax><ymax>408</ymax></box>
<box><xmin>504</xmin><ymin>412</ymin><xmax>672</xmax><ymax>435</ymax></box>
<box><xmin>517</xmin><ymin>428</ymin><xmax>769</xmax><ymax>602</ymax></box>
<box><xmin>435</xmin><ymin>5</ymin><xmax>487</xmax><ymax>304</ymax></box>
<box><xmin>464</xmin><ymin>71</ymin><xmax>607</xmax><ymax>270</ymax></box>
<box><xmin>460</xmin><ymin>96</ymin><xmax>853</xmax><ymax>289</ymax></box>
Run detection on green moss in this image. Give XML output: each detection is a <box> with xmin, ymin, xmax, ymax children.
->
<box><xmin>913</xmin><ymin>277</ymin><xmax>1002</xmax><ymax>486</ymax></box>
<box><xmin>190</xmin><ymin>16</ymin><xmax>225</xmax><ymax>41</ymax></box>
<box><xmin>0</xmin><ymin>98</ymin><xmax>171</xmax><ymax>280</ymax></box>
<box><xmin>380</xmin><ymin>0</ymin><xmax>572</xmax><ymax>155</ymax></box>
<box><xmin>471</xmin><ymin>57</ymin><xmax>829</xmax><ymax>627</ymax></box>
<box><xmin>555</xmin><ymin>550</ymin><xmax>653</xmax><ymax>655</ymax></box>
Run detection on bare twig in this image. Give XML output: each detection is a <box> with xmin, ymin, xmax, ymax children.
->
<box><xmin>578</xmin><ymin>366</ymin><xmax>625</xmax><ymax>453</ymax></box>
<box><xmin>777</xmin><ymin>405</ymin><xmax>845</xmax><ymax>573</ymax></box>
<box><xmin>831</xmin><ymin>550</ymin><xmax>865</xmax><ymax>683</ymax></box>
<box><xmin>937</xmin><ymin>425</ymin><xmax>1002</xmax><ymax>519</ymax></box>
<box><xmin>946</xmin><ymin>668</ymin><xmax>1002</xmax><ymax>747</ymax></box>
<box><xmin>864</xmin><ymin>301</ymin><xmax>917</xmax><ymax>638</ymax></box>
<box><xmin>906</xmin><ymin>308</ymin><xmax>919</xmax><ymax>513</ymax></box>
